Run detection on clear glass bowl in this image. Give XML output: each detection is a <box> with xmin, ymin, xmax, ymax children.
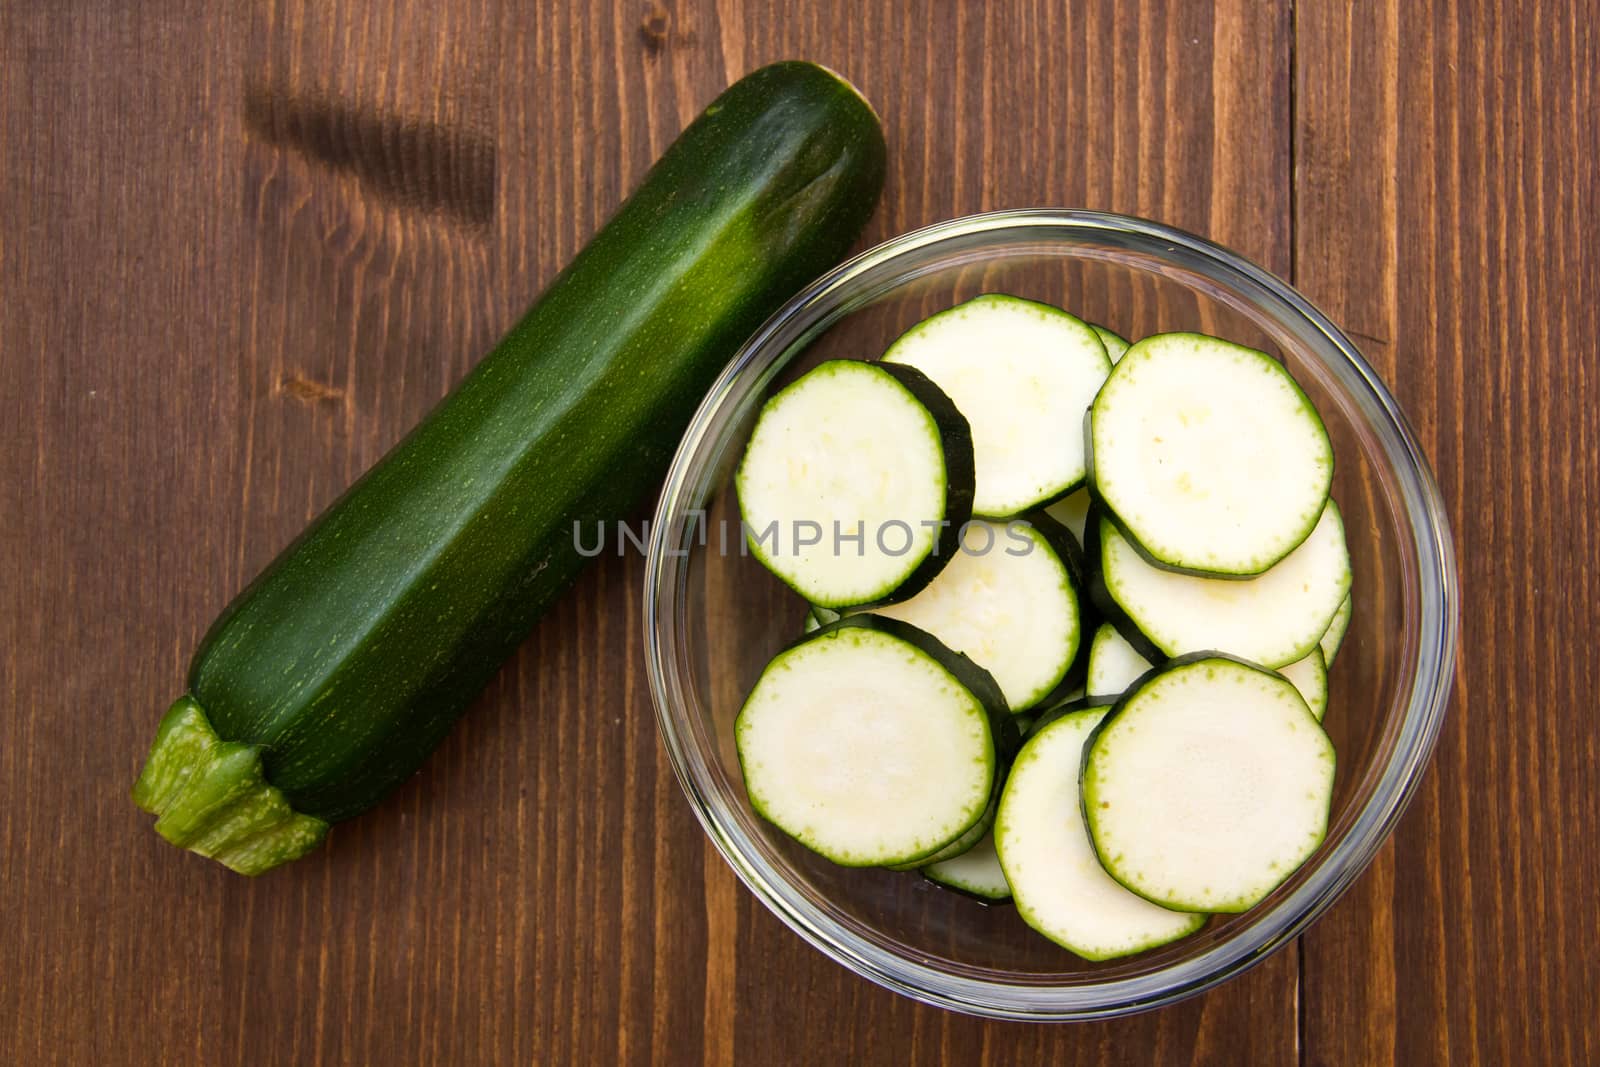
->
<box><xmin>643</xmin><ymin>210</ymin><xmax>1458</xmax><ymax>1020</ymax></box>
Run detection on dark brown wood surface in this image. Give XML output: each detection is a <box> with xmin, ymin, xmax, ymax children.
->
<box><xmin>0</xmin><ymin>2</ymin><xmax>1593</xmax><ymax>1064</ymax></box>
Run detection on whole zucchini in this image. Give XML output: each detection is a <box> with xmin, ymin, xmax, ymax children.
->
<box><xmin>132</xmin><ymin>61</ymin><xmax>886</xmax><ymax>874</ymax></box>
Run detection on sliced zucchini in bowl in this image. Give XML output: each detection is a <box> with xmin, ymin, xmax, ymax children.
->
<box><xmin>1320</xmin><ymin>594</ymin><xmax>1353</xmax><ymax>666</ymax></box>
<box><xmin>883</xmin><ymin>294</ymin><xmax>1111</xmax><ymax>518</ymax></box>
<box><xmin>1018</xmin><ymin>694</ymin><xmax>1106</xmax><ymax>739</ymax></box>
<box><xmin>1082</xmin><ymin>655</ymin><xmax>1336</xmax><ymax>913</ymax></box>
<box><xmin>846</xmin><ymin>514</ymin><xmax>1086</xmax><ymax>712</ymax></box>
<box><xmin>736</xmin><ymin>359</ymin><xmax>974</xmax><ymax>609</ymax></box>
<box><xmin>730</xmin><ymin>300</ymin><xmax>1360</xmax><ymax>961</ymax></box>
<box><xmin>997</xmin><ymin>706</ymin><xmax>1205</xmax><ymax>959</ymax></box>
<box><xmin>1279</xmin><ymin>647</ymin><xmax>1329</xmax><ymax>721</ymax></box>
<box><xmin>924</xmin><ymin>830</ymin><xmax>1011</xmax><ymax>902</ymax></box>
<box><xmin>1090</xmin><ymin>324</ymin><xmax>1131</xmax><ymax>363</ymax></box>
<box><xmin>735</xmin><ymin>615</ymin><xmax>1006</xmax><ymax>867</ymax></box>
<box><xmin>1086</xmin><ymin>621</ymin><xmax>1156</xmax><ymax>698</ymax></box>
<box><xmin>1095</xmin><ymin>502</ymin><xmax>1351</xmax><ymax>669</ymax></box>
<box><xmin>1089</xmin><ymin>333</ymin><xmax>1334</xmax><ymax>576</ymax></box>
<box><xmin>888</xmin><ymin>775</ymin><xmax>1002</xmax><ymax>871</ymax></box>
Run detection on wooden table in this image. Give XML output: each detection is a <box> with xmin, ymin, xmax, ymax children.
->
<box><xmin>3</xmin><ymin>3</ymin><xmax>1595</xmax><ymax>1063</ymax></box>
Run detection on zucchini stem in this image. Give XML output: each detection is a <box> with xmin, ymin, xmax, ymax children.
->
<box><xmin>132</xmin><ymin>697</ymin><xmax>328</xmax><ymax>875</ymax></box>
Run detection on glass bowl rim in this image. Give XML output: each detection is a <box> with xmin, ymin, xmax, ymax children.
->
<box><xmin>643</xmin><ymin>208</ymin><xmax>1459</xmax><ymax>1021</ymax></box>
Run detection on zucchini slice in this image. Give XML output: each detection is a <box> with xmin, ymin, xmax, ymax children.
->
<box><xmin>1320</xmin><ymin>594</ymin><xmax>1353</xmax><ymax>666</ymax></box>
<box><xmin>883</xmin><ymin>294</ymin><xmax>1111</xmax><ymax>517</ymax></box>
<box><xmin>1082</xmin><ymin>655</ymin><xmax>1336</xmax><ymax>913</ymax></box>
<box><xmin>924</xmin><ymin>830</ymin><xmax>1012</xmax><ymax>902</ymax></box>
<box><xmin>1082</xmin><ymin>503</ymin><xmax>1170</xmax><ymax>665</ymax></box>
<box><xmin>1089</xmin><ymin>333</ymin><xmax>1334</xmax><ymax>576</ymax></box>
<box><xmin>847</xmin><ymin>515</ymin><xmax>1085</xmax><ymax>711</ymax></box>
<box><xmin>997</xmin><ymin>707</ymin><xmax>1205</xmax><ymax>959</ymax></box>
<box><xmin>1279</xmin><ymin>647</ymin><xmax>1329</xmax><ymax>721</ymax></box>
<box><xmin>1096</xmin><ymin>502</ymin><xmax>1351</xmax><ymax>669</ymax></box>
<box><xmin>735</xmin><ymin>616</ymin><xmax>1004</xmax><ymax>867</ymax></box>
<box><xmin>1021</xmin><ymin>696</ymin><xmax>1110</xmax><ymax>739</ymax></box>
<box><xmin>736</xmin><ymin>359</ymin><xmax>974</xmax><ymax>609</ymax></box>
<box><xmin>887</xmin><ymin>773</ymin><xmax>1001</xmax><ymax>870</ymax></box>
<box><xmin>1086</xmin><ymin>621</ymin><xmax>1156</xmax><ymax>698</ymax></box>
<box><xmin>1090</xmin><ymin>324</ymin><xmax>1132</xmax><ymax>364</ymax></box>
<box><xmin>801</xmin><ymin>605</ymin><xmax>843</xmax><ymax>635</ymax></box>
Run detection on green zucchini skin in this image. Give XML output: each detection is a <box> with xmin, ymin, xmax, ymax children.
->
<box><xmin>174</xmin><ymin>62</ymin><xmax>886</xmax><ymax>824</ymax></box>
<box><xmin>1080</xmin><ymin>502</ymin><xmax>1169</xmax><ymax>665</ymax></box>
<box><xmin>1016</xmin><ymin>508</ymin><xmax>1093</xmax><ymax>708</ymax></box>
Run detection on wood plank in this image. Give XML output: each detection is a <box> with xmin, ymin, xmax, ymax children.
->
<box><xmin>0</xmin><ymin>5</ymin><xmax>248</xmax><ymax>1065</ymax></box>
<box><xmin>1293</xmin><ymin>1</ymin><xmax>1600</xmax><ymax>1064</ymax></box>
<box><xmin>3</xmin><ymin>1</ymin><xmax>1296</xmax><ymax>1063</ymax></box>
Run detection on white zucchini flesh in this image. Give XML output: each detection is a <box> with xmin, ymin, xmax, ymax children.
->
<box><xmin>997</xmin><ymin>708</ymin><xmax>1205</xmax><ymax>959</ymax></box>
<box><xmin>1087</xmin><ymin>622</ymin><xmax>1155</xmax><ymax>697</ymax></box>
<box><xmin>1098</xmin><ymin>501</ymin><xmax>1351</xmax><ymax>669</ymax></box>
<box><xmin>736</xmin><ymin>625</ymin><xmax>995</xmax><ymax>867</ymax></box>
<box><xmin>1320</xmin><ymin>594</ymin><xmax>1353</xmax><ymax>666</ymax></box>
<box><xmin>854</xmin><ymin>520</ymin><xmax>1080</xmax><ymax>711</ymax></box>
<box><xmin>1090</xmin><ymin>324</ymin><xmax>1132</xmax><ymax>363</ymax></box>
<box><xmin>1279</xmin><ymin>648</ymin><xmax>1329</xmax><ymax>721</ymax></box>
<box><xmin>1089</xmin><ymin>333</ymin><xmax>1334</xmax><ymax>575</ymax></box>
<box><xmin>1043</xmin><ymin>486</ymin><xmax>1091</xmax><ymax>545</ymax></box>
<box><xmin>887</xmin><ymin>773</ymin><xmax>999</xmax><ymax>870</ymax></box>
<box><xmin>1083</xmin><ymin>657</ymin><xmax>1336</xmax><ymax>913</ymax></box>
<box><xmin>736</xmin><ymin>360</ymin><xmax>962</xmax><ymax>608</ymax></box>
<box><xmin>924</xmin><ymin>830</ymin><xmax>1011</xmax><ymax>901</ymax></box>
<box><xmin>883</xmin><ymin>294</ymin><xmax>1111</xmax><ymax>517</ymax></box>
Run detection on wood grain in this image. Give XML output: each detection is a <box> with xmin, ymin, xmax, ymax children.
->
<box><xmin>1293</xmin><ymin>2</ymin><xmax>1599</xmax><ymax>1065</ymax></box>
<box><xmin>0</xmin><ymin>0</ymin><xmax>1588</xmax><ymax>1063</ymax></box>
